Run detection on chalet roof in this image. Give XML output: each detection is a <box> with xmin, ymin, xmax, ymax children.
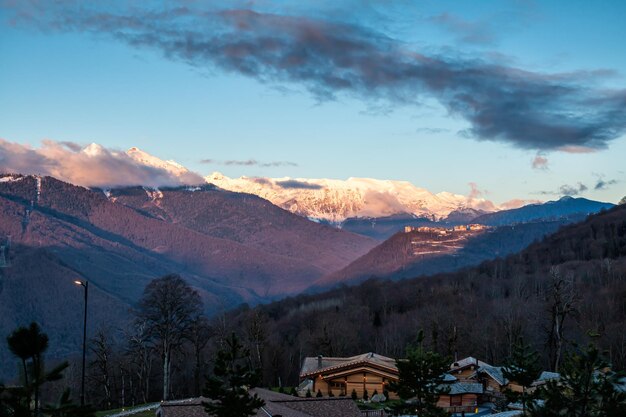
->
<box><xmin>442</xmin><ymin>373</ymin><xmax>457</xmax><ymax>382</ymax></box>
<box><xmin>300</xmin><ymin>352</ymin><xmax>397</xmax><ymax>378</ymax></box>
<box><xmin>532</xmin><ymin>371</ymin><xmax>560</xmax><ymax>386</ymax></box>
<box><xmin>478</xmin><ymin>365</ymin><xmax>508</xmax><ymax>386</ymax></box>
<box><xmin>157</xmin><ymin>389</ymin><xmax>361</xmax><ymax>417</ymax></box>
<box><xmin>444</xmin><ymin>382</ymin><xmax>484</xmax><ymax>395</ymax></box>
<box><xmin>450</xmin><ymin>356</ymin><xmax>490</xmax><ymax>371</ymax></box>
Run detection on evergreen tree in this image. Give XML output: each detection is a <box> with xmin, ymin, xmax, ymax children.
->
<box><xmin>315</xmin><ymin>389</ymin><xmax>322</xmax><ymax>398</ymax></box>
<box><xmin>2</xmin><ymin>323</ymin><xmax>93</xmax><ymax>417</ymax></box>
<box><xmin>351</xmin><ymin>389</ymin><xmax>357</xmax><ymax>400</ymax></box>
<box><xmin>306</xmin><ymin>389</ymin><xmax>312</xmax><ymax>398</ymax></box>
<box><xmin>203</xmin><ymin>333</ymin><xmax>264</xmax><ymax>417</ymax></box>
<box><xmin>503</xmin><ymin>338</ymin><xmax>542</xmax><ymax>414</ymax></box>
<box><xmin>530</xmin><ymin>342</ymin><xmax>626</xmax><ymax>417</ymax></box>
<box><xmin>289</xmin><ymin>387</ymin><xmax>298</xmax><ymax>397</ymax></box>
<box><xmin>362</xmin><ymin>388</ymin><xmax>368</xmax><ymax>401</ymax></box>
<box><xmin>389</xmin><ymin>330</ymin><xmax>449</xmax><ymax>417</ymax></box>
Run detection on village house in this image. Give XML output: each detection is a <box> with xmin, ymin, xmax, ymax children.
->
<box><xmin>299</xmin><ymin>353</ymin><xmax>399</xmax><ymax>399</ymax></box>
<box><xmin>436</xmin><ymin>376</ymin><xmax>483</xmax><ymax>414</ymax></box>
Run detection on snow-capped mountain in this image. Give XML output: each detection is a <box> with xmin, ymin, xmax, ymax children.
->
<box><xmin>126</xmin><ymin>146</ymin><xmax>191</xmax><ymax>177</ymax></box>
<box><xmin>206</xmin><ymin>172</ymin><xmax>498</xmax><ymax>223</ymax></box>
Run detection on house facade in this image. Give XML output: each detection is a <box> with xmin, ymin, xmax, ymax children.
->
<box><xmin>299</xmin><ymin>353</ymin><xmax>399</xmax><ymax>399</ymax></box>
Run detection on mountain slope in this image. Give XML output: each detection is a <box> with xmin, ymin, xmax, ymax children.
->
<box><xmin>316</xmin><ymin>221</ymin><xmax>570</xmax><ymax>288</ymax></box>
<box><xmin>108</xmin><ymin>185</ymin><xmax>376</xmax><ymax>273</ymax></box>
<box><xmin>474</xmin><ymin>196</ymin><xmax>614</xmax><ymax>226</ymax></box>
<box><xmin>0</xmin><ymin>174</ymin><xmax>377</xmax><ymax>378</ymax></box>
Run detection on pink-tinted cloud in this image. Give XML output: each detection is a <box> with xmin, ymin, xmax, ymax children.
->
<box><xmin>532</xmin><ymin>153</ymin><xmax>549</xmax><ymax>170</ymax></box>
<box><xmin>499</xmin><ymin>198</ymin><xmax>542</xmax><ymax>210</ymax></box>
<box><xmin>0</xmin><ymin>138</ymin><xmax>204</xmax><ymax>188</ymax></box>
<box><xmin>557</xmin><ymin>145</ymin><xmax>598</xmax><ymax>154</ymax></box>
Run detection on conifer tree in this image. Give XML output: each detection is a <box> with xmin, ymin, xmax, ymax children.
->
<box><xmin>203</xmin><ymin>333</ymin><xmax>264</xmax><ymax>417</ymax></box>
<box><xmin>503</xmin><ymin>338</ymin><xmax>542</xmax><ymax>414</ymax></box>
<box><xmin>531</xmin><ymin>341</ymin><xmax>626</xmax><ymax>416</ymax></box>
<box><xmin>389</xmin><ymin>330</ymin><xmax>449</xmax><ymax>417</ymax></box>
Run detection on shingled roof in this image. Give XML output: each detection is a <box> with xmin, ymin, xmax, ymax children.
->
<box><xmin>156</xmin><ymin>388</ymin><xmax>361</xmax><ymax>417</ymax></box>
<box><xmin>300</xmin><ymin>352</ymin><xmax>397</xmax><ymax>378</ymax></box>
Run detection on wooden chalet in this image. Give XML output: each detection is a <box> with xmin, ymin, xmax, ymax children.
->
<box><xmin>449</xmin><ymin>356</ymin><xmax>490</xmax><ymax>381</ymax></box>
<box><xmin>299</xmin><ymin>353</ymin><xmax>398</xmax><ymax>398</ymax></box>
<box><xmin>436</xmin><ymin>379</ymin><xmax>483</xmax><ymax>414</ymax></box>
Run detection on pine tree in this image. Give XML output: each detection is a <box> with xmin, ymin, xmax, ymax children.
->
<box><xmin>531</xmin><ymin>342</ymin><xmax>626</xmax><ymax>416</ymax></box>
<box><xmin>502</xmin><ymin>338</ymin><xmax>542</xmax><ymax>414</ymax></box>
<box><xmin>3</xmin><ymin>323</ymin><xmax>94</xmax><ymax>417</ymax></box>
<box><xmin>389</xmin><ymin>330</ymin><xmax>449</xmax><ymax>417</ymax></box>
<box><xmin>363</xmin><ymin>388</ymin><xmax>369</xmax><ymax>401</ymax></box>
<box><xmin>203</xmin><ymin>333</ymin><xmax>265</xmax><ymax>417</ymax></box>
<box><xmin>351</xmin><ymin>389</ymin><xmax>357</xmax><ymax>400</ymax></box>
<box><xmin>316</xmin><ymin>389</ymin><xmax>322</xmax><ymax>398</ymax></box>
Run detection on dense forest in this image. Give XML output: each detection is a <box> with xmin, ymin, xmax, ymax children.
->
<box><xmin>224</xmin><ymin>203</ymin><xmax>626</xmax><ymax>388</ymax></box>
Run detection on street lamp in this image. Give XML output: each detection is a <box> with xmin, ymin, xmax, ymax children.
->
<box><xmin>74</xmin><ymin>279</ymin><xmax>89</xmax><ymax>406</ymax></box>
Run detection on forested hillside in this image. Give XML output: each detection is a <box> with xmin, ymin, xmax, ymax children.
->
<box><xmin>220</xmin><ymin>204</ymin><xmax>626</xmax><ymax>387</ymax></box>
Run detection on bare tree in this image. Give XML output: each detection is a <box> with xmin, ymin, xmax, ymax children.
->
<box><xmin>136</xmin><ymin>274</ymin><xmax>203</xmax><ymax>400</ymax></box>
<box><xmin>545</xmin><ymin>267</ymin><xmax>579</xmax><ymax>371</ymax></box>
<box><xmin>187</xmin><ymin>316</ymin><xmax>213</xmax><ymax>396</ymax></box>
<box><xmin>89</xmin><ymin>330</ymin><xmax>114</xmax><ymax>409</ymax></box>
<box><xmin>125</xmin><ymin>319</ymin><xmax>154</xmax><ymax>404</ymax></box>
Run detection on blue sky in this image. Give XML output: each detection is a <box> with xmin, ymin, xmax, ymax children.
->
<box><xmin>1</xmin><ymin>0</ymin><xmax>625</xmax><ymax>204</ymax></box>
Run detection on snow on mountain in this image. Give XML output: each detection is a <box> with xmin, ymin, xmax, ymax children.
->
<box><xmin>206</xmin><ymin>172</ymin><xmax>498</xmax><ymax>223</ymax></box>
<box><xmin>126</xmin><ymin>146</ymin><xmax>190</xmax><ymax>177</ymax></box>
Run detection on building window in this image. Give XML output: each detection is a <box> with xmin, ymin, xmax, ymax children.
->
<box><xmin>450</xmin><ymin>396</ymin><xmax>462</xmax><ymax>407</ymax></box>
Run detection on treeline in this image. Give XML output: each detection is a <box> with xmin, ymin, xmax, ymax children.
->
<box><xmin>219</xmin><ymin>204</ymin><xmax>626</xmax><ymax>387</ymax></box>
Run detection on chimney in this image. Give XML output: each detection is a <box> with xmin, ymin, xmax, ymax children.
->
<box><xmin>317</xmin><ymin>355</ymin><xmax>323</xmax><ymax>368</ymax></box>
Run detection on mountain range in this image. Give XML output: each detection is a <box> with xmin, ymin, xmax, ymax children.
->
<box><xmin>0</xmin><ymin>148</ymin><xmax>617</xmax><ymax>379</ymax></box>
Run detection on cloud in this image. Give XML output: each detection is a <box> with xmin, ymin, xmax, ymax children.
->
<box><xmin>594</xmin><ymin>177</ymin><xmax>618</xmax><ymax>190</ymax></box>
<box><xmin>559</xmin><ymin>183</ymin><xmax>588</xmax><ymax>196</ymax></box>
<box><xmin>0</xmin><ymin>138</ymin><xmax>204</xmax><ymax>188</ymax></box>
<box><xmin>532</xmin><ymin>153</ymin><xmax>549</xmax><ymax>170</ymax></box>
<box><xmin>557</xmin><ymin>145</ymin><xmax>598</xmax><ymax>154</ymax></box>
<box><xmin>429</xmin><ymin>12</ymin><xmax>497</xmax><ymax>45</ymax></box>
<box><xmin>499</xmin><ymin>198</ymin><xmax>542</xmax><ymax>210</ymax></box>
<box><xmin>359</xmin><ymin>190</ymin><xmax>407</xmax><ymax>217</ymax></box>
<box><xmin>415</xmin><ymin>127</ymin><xmax>450</xmax><ymax>134</ymax></box>
<box><xmin>7</xmin><ymin>3</ymin><xmax>626</xmax><ymax>152</ymax></box>
<box><xmin>538</xmin><ymin>182</ymin><xmax>588</xmax><ymax>196</ymax></box>
<box><xmin>467</xmin><ymin>182</ymin><xmax>485</xmax><ymax>200</ymax></box>
<box><xmin>275</xmin><ymin>179</ymin><xmax>323</xmax><ymax>189</ymax></box>
<box><xmin>201</xmin><ymin>158</ymin><xmax>298</xmax><ymax>167</ymax></box>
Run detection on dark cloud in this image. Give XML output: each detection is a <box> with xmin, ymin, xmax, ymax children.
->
<box><xmin>8</xmin><ymin>4</ymin><xmax>626</xmax><ymax>152</ymax></box>
<box><xmin>201</xmin><ymin>158</ymin><xmax>298</xmax><ymax>167</ymax></box>
<box><xmin>594</xmin><ymin>178</ymin><xmax>618</xmax><ymax>190</ymax></box>
<box><xmin>250</xmin><ymin>177</ymin><xmax>271</xmax><ymax>185</ymax></box>
<box><xmin>59</xmin><ymin>141</ymin><xmax>83</xmax><ymax>152</ymax></box>
<box><xmin>275</xmin><ymin>179</ymin><xmax>323</xmax><ymax>190</ymax></box>
<box><xmin>538</xmin><ymin>182</ymin><xmax>588</xmax><ymax>196</ymax></box>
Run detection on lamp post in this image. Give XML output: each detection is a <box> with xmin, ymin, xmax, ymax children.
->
<box><xmin>74</xmin><ymin>279</ymin><xmax>89</xmax><ymax>406</ymax></box>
